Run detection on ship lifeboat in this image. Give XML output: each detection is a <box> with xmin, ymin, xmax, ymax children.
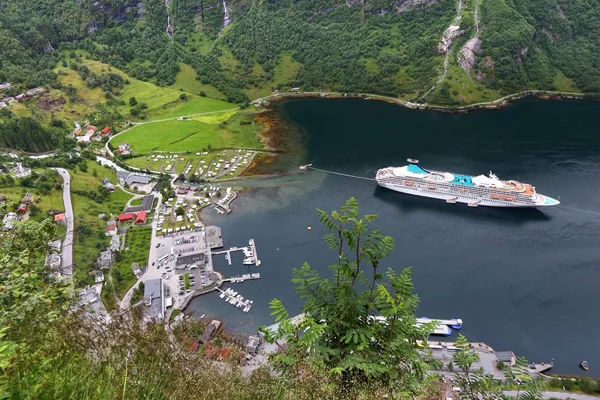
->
<box><xmin>504</xmin><ymin>196</ymin><xmax>515</xmax><ymax>201</ymax></box>
<box><xmin>428</xmin><ymin>185</ymin><xmax>437</xmax><ymax>190</ymax></box>
<box><xmin>404</xmin><ymin>181</ymin><xmax>414</xmax><ymax>186</ymax></box>
<box><xmin>490</xmin><ymin>194</ymin><xmax>501</xmax><ymax>200</ymax></box>
<box><xmin>460</xmin><ymin>188</ymin><xmax>469</xmax><ymax>193</ymax></box>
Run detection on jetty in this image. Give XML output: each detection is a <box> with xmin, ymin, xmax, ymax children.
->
<box><xmin>224</xmin><ymin>273</ymin><xmax>260</xmax><ymax>283</ymax></box>
<box><xmin>217</xmin><ymin>287</ymin><xmax>254</xmax><ymax>312</ymax></box>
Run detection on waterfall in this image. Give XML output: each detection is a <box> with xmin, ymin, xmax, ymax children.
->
<box><xmin>223</xmin><ymin>0</ymin><xmax>232</xmax><ymax>29</ymax></box>
<box><xmin>165</xmin><ymin>0</ymin><xmax>174</xmax><ymax>39</ymax></box>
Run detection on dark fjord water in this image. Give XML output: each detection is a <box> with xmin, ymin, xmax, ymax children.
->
<box><xmin>189</xmin><ymin>98</ymin><xmax>600</xmax><ymax>375</ymax></box>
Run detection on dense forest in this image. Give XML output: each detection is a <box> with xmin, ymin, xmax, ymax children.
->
<box><xmin>1</xmin><ymin>0</ymin><xmax>599</xmax><ymax>105</ymax></box>
<box><xmin>0</xmin><ymin>111</ymin><xmax>63</xmax><ymax>152</ymax></box>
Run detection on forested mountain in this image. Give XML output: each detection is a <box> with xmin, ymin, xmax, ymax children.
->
<box><xmin>1</xmin><ymin>0</ymin><xmax>599</xmax><ymax>106</ymax></box>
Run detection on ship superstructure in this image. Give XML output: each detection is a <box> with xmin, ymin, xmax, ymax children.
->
<box><xmin>376</xmin><ymin>159</ymin><xmax>559</xmax><ymax>208</ymax></box>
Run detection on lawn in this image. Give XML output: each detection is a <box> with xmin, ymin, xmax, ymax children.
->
<box><xmin>111</xmin><ymin>226</ymin><xmax>152</xmax><ymax>298</ymax></box>
<box><xmin>112</xmin><ymin>111</ymin><xmax>263</xmax><ymax>153</ymax></box>
<box><xmin>184</xmin><ymin>274</ymin><xmax>190</xmax><ymax>290</ymax></box>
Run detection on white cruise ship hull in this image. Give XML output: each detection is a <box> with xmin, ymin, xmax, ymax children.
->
<box><xmin>379</xmin><ymin>183</ymin><xmax>542</xmax><ymax>208</ymax></box>
<box><xmin>376</xmin><ymin>159</ymin><xmax>560</xmax><ymax>208</ymax></box>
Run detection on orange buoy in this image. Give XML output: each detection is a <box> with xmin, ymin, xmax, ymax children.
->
<box><xmin>307</xmin><ymin>226</ymin><xmax>312</xmax><ymax>231</ymax></box>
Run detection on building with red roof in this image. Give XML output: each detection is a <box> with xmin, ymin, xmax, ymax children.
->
<box><xmin>100</xmin><ymin>126</ymin><xmax>112</xmax><ymax>136</ymax></box>
<box><xmin>135</xmin><ymin>210</ymin><xmax>148</xmax><ymax>224</ymax></box>
<box><xmin>118</xmin><ymin>213</ymin><xmax>135</xmax><ymax>222</ymax></box>
<box><xmin>105</xmin><ymin>224</ymin><xmax>117</xmax><ymax>236</ymax></box>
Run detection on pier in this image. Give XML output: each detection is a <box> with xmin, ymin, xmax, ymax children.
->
<box><xmin>223</xmin><ymin>273</ymin><xmax>260</xmax><ymax>283</ymax></box>
<box><xmin>211</xmin><ymin>238</ymin><xmax>261</xmax><ymax>267</ymax></box>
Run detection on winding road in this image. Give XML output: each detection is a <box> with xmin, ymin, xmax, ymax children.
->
<box><xmin>56</xmin><ymin>168</ymin><xmax>74</xmax><ymax>279</ymax></box>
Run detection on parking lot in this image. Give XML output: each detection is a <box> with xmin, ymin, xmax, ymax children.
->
<box><xmin>150</xmin><ymin>229</ymin><xmax>218</xmax><ymax>308</ymax></box>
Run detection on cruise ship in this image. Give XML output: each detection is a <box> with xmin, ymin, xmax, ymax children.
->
<box><xmin>376</xmin><ymin>159</ymin><xmax>559</xmax><ymax>208</ymax></box>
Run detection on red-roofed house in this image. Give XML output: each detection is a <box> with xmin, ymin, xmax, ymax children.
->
<box><xmin>105</xmin><ymin>224</ymin><xmax>117</xmax><ymax>236</ymax></box>
<box><xmin>17</xmin><ymin>203</ymin><xmax>27</xmax><ymax>213</ymax></box>
<box><xmin>100</xmin><ymin>126</ymin><xmax>112</xmax><ymax>136</ymax></box>
<box><xmin>54</xmin><ymin>213</ymin><xmax>65</xmax><ymax>224</ymax></box>
<box><xmin>118</xmin><ymin>213</ymin><xmax>135</xmax><ymax>222</ymax></box>
<box><xmin>135</xmin><ymin>210</ymin><xmax>147</xmax><ymax>224</ymax></box>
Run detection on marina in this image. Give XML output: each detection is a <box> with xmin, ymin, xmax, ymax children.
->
<box><xmin>217</xmin><ymin>287</ymin><xmax>254</xmax><ymax>312</ymax></box>
<box><xmin>212</xmin><ymin>238</ymin><xmax>261</xmax><ymax>266</ymax></box>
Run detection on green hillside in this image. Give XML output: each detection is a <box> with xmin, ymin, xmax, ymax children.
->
<box><xmin>1</xmin><ymin>0</ymin><xmax>599</xmax><ymax>110</ymax></box>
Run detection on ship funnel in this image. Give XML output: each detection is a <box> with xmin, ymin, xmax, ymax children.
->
<box><xmin>407</xmin><ymin>158</ymin><xmax>419</xmax><ymax>164</ymax></box>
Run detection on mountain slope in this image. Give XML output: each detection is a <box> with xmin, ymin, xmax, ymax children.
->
<box><xmin>1</xmin><ymin>0</ymin><xmax>599</xmax><ymax>107</ymax></box>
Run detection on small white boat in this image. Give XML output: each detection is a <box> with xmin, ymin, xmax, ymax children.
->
<box><xmin>446</xmin><ymin>197</ymin><xmax>458</xmax><ymax>204</ymax></box>
<box><xmin>468</xmin><ymin>202</ymin><xmax>479</xmax><ymax>207</ymax></box>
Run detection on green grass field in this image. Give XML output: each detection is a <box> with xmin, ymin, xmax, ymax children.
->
<box><xmin>111</xmin><ymin>226</ymin><xmax>152</xmax><ymax>298</ymax></box>
<box><xmin>113</xmin><ymin>111</ymin><xmax>263</xmax><ymax>153</ymax></box>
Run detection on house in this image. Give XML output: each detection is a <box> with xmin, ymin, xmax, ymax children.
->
<box><xmin>54</xmin><ymin>213</ymin><xmax>65</xmax><ymax>224</ymax></box>
<box><xmin>109</xmin><ymin>234</ymin><xmax>120</xmax><ymax>251</ymax></box>
<box><xmin>97</xmin><ymin>250</ymin><xmax>113</xmax><ymax>269</ymax></box>
<box><xmin>117</xmin><ymin>142</ymin><xmax>131</xmax><ymax>155</ymax></box>
<box><xmin>100</xmin><ymin>126</ymin><xmax>112</xmax><ymax>136</ymax></box>
<box><xmin>45</xmin><ymin>254</ymin><xmax>62</xmax><ymax>269</ymax></box>
<box><xmin>104</xmin><ymin>224</ymin><xmax>117</xmax><ymax>236</ymax></box>
<box><xmin>102</xmin><ymin>178</ymin><xmax>115</xmax><ymax>192</ymax></box>
<box><xmin>118</xmin><ymin>213</ymin><xmax>135</xmax><ymax>222</ymax></box>
<box><xmin>135</xmin><ymin>210</ymin><xmax>147</xmax><ymax>224</ymax></box>
<box><xmin>143</xmin><ymin>278</ymin><xmax>164</xmax><ymax>322</ymax></box>
<box><xmin>245</xmin><ymin>335</ymin><xmax>262</xmax><ymax>355</ymax></box>
<box><xmin>94</xmin><ymin>270</ymin><xmax>104</xmax><ymax>283</ymax></box>
<box><xmin>3</xmin><ymin>212</ymin><xmax>18</xmax><ymax>229</ymax></box>
<box><xmin>106</xmin><ymin>219</ymin><xmax>116</xmax><ymax>227</ymax></box>
<box><xmin>116</xmin><ymin>171</ymin><xmax>152</xmax><ymax>187</ymax></box>
<box><xmin>15</xmin><ymin>94</ymin><xmax>30</xmax><ymax>102</ymax></box>
<box><xmin>200</xmin><ymin>320</ymin><xmax>221</xmax><ymax>344</ymax></box>
<box><xmin>22</xmin><ymin>193</ymin><xmax>33</xmax><ymax>204</ymax></box>
<box><xmin>17</xmin><ymin>204</ymin><xmax>27</xmax><ymax>214</ymax></box>
<box><xmin>0</xmin><ymin>82</ymin><xmax>12</xmax><ymax>90</ymax></box>
<box><xmin>495</xmin><ymin>351</ymin><xmax>516</xmax><ymax>367</ymax></box>
<box><xmin>124</xmin><ymin>195</ymin><xmax>154</xmax><ymax>213</ymax></box>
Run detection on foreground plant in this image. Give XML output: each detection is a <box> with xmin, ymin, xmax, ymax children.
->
<box><xmin>261</xmin><ymin>198</ymin><xmax>431</xmax><ymax>396</ymax></box>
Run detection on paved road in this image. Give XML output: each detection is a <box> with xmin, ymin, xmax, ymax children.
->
<box><xmin>56</xmin><ymin>168</ymin><xmax>74</xmax><ymax>279</ymax></box>
<box><xmin>504</xmin><ymin>390</ymin><xmax>599</xmax><ymax>399</ymax></box>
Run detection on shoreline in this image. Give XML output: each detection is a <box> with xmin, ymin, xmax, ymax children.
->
<box><xmin>255</xmin><ymin>89</ymin><xmax>600</xmax><ymax>114</ymax></box>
